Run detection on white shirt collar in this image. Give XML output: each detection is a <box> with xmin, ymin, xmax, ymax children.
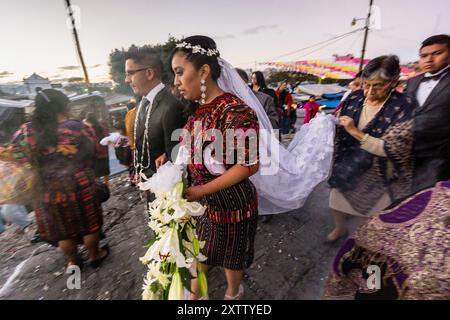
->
<box><xmin>144</xmin><ymin>82</ymin><xmax>165</xmax><ymax>106</ymax></box>
<box><xmin>424</xmin><ymin>64</ymin><xmax>450</xmax><ymax>78</ymax></box>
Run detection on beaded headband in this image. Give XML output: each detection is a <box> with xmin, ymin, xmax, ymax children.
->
<box><xmin>175</xmin><ymin>41</ymin><xmax>220</xmax><ymax>57</ymax></box>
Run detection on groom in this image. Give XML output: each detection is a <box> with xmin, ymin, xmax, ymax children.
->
<box><xmin>125</xmin><ymin>48</ymin><xmax>186</xmax><ymax>201</ymax></box>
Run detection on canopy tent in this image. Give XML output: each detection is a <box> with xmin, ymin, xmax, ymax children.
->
<box><xmin>296</xmin><ymin>84</ymin><xmax>347</xmax><ymax>96</ymax></box>
<box><xmin>104</xmin><ymin>93</ymin><xmax>133</xmax><ymax>107</ymax></box>
<box><xmin>0</xmin><ymin>99</ymin><xmax>33</xmax><ymax>144</ymax></box>
<box><xmin>317</xmin><ymin>99</ymin><xmax>341</xmax><ymax>109</ymax></box>
<box><xmin>0</xmin><ymin>98</ymin><xmax>33</xmax><ymax>109</ymax></box>
<box><xmin>263</xmin><ymin>55</ymin><xmax>416</xmax><ymax>80</ymax></box>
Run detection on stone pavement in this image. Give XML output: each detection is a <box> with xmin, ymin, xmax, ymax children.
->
<box><xmin>0</xmin><ymin>171</ymin><xmax>363</xmax><ymax>300</ymax></box>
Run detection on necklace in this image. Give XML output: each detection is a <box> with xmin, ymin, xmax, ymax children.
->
<box><xmin>133</xmin><ymin>99</ymin><xmax>153</xmax><ymax>182</ymax></box>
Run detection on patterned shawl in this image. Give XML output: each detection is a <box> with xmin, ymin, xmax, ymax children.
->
<box><xmin>328</xmin><ymin>90</ymin><xmax>415</xmax><ymax>214</ymax></box>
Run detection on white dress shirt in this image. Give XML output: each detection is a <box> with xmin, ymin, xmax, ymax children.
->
<box><xmin>143</xmin><ymin>82</ymin><xmax>165</xmax><ymax>113</ymax></box>
<box><xmin>416</xmin><ymin>65</ymin><xmax>450</xmax><ymax>107</ymax></box>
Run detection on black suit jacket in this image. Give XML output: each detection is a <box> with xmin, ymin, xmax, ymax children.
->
<box><xmin>406</xmin><ymin>71</ymin><xmax>450</xmax><ymax>192</ymax></box>
<box><xmin>135</xmin><ymin>87</ymin><xmax>186</xmax><ymax>178</ymax></box>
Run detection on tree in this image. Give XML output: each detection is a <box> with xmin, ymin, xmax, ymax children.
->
<box><xmin>266</xmin><ymin>70</ymin><xmax>349</xmax><ymax>91</ymax></box>
<box><xmin>108</xmin><ymin>36</ymin><xmax>180</xmax><ymax>95</ymax></box>
<box><xmin>266</xmin><ymin>70</ymin><xmax>317</xmax><ymax>88</ymax></box>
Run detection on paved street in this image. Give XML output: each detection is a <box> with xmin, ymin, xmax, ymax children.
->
<box><xmin>0</xmin><ymin>120</ymin><xmax>363</xmax><ymax>300</ymax></box>
<box><xmin>0</xmin><ymin>171</ymin><xmax>363</xmax><ymax>300</ymax></box>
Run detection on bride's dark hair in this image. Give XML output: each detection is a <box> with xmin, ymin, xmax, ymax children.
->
<box><xmin>169</xmin><ymin>35</ymin><xmax>221</xmax><ymax>81</ymax></box>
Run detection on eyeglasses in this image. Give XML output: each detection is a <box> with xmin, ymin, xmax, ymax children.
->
<box><xmin>362</xmin><ymin>81</ymin><xmax>392</xmax><ymax>91</ymax></box>
<box><xmin>125</xmin><ymin>67</ymin><xmax>151</xmax><ymax>78</ymax></box>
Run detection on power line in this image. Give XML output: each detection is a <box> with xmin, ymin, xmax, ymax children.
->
<box><xmin>268</xmin><ymin>27</ymin><xmax>365</xmax><ymax>60</ymax></box>
<box><xmin>235</xmin><ymin>27</ymin><xmax>365</xmax><ymax>67</ymax></box>
<box><xmin>345</xmin><ymin>31</ymin><xmax>363</xmax><ymax>56</ymax></box>
<box><xmin>291</xmin><ymin>29</ymin><xmax>363</xmax><ymax>61</ymax></box>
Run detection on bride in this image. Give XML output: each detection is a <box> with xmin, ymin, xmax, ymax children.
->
<box><xmin>173</xmin><ymin>37</ymin><xmax>336</xmax><ymax>215</ymax></box>
<box><xmin>170</xmin><ymin>35</ymin><xmax>335</xmax><ymax>300</ymax></box>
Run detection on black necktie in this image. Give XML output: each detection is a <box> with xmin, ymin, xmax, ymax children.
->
<box><xmin>137</xmin><ymin>97</ymin><xmax>150</xmax><ymax>132</ymax></box>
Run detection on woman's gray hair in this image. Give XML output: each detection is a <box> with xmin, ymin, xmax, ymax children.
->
<box><xmin>361</xmin><ymin>55</ymin><xmax>401</xmax><ymax>82</ymax></box>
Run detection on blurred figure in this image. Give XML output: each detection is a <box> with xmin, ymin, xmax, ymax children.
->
<box><xmin>84</xmin><ymin>112</ymin><xmax>111</xmax><ymax>187</ymax></box>
<box><xmin>276</xmin><ymin>82</ymin><xmax>294</xmax><ymax>134</ymax></box>
<box><xmin>124</xmin><ymin>101</ymin><xmax>136</xmax><ymax>150</ymax></box>
<box><xmin>406</xmin><ymin>34</ymin><xmax>450</xmax><ymax>193</ymax></box>
<box><xmin>0</xmin><ymin>204</ymin><xmax>31</xmax><ymax>234</ymax></box>
<box><xmin>324</xmin><ymin>180</ymin><xmax>450</xmax><ymax>300</ymax></box>
<box><xmin>235</xmin><ymin>68</ymin><xmax>279</xmax><ymax>129</ymax></box>
<box><xmin>251</xmin><ymin>71</ymin><xmax>277</xmax><ymax>103</ymax></box>
<box><xmin>303</xmin><ymin>96</ymin><xmax>320</xmax><ymax>124</ymax></box>
<box><xmin>334</xmin><ymin>73</ymin><xmax>362</xmax><ymax>115</ymax></box>
<box><xmin>395</xmin><ymin>80</ymin><xmax>406</xmax><ymax>93</ymax></box>
<box><xmin>100</xmin><ymin>121</ymin><xmax>132</xmax><ymax>168</ymax></box>
<box><xmin>0</xmin><ymin>89</ymin><xmax>108</xmax><ymax>268</ymax></box>
<box><xmin>124</xmin><ymin>101</ymin><xmax>137</xmax><ymax>185</ymax></box>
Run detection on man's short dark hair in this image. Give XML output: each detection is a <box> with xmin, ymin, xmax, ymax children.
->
<box><xmin>235</xmin><ymin>68</ymin><xmax>249</xmax><ymax>83</ymax></box>
<box><xmin>125</xmin><ymin>47</ymin><xmax>163</xmax><ymax>79</ymax></box>
<box><xmin>421</xmin><ymin>34</ymin><xmax>450</xmax><ymax>51</ymax></box>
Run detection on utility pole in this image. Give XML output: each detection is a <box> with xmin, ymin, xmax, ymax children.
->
<box><xmin>65</xmin><ymin>0</ymin><xmax>90</xmax><ymax>86</ymax></box>
<box><xmin>359</xmin><ymin>0</ymin><xmax>374</xmax><ymax>72</ymax></box>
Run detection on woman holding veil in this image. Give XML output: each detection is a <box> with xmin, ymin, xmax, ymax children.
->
<box><xmin>171</xmin><ymin>35</ymin><xmax>336</xmax><ymax>300</ymax></box>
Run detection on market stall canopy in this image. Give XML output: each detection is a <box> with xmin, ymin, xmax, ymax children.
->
<box><xmin>104</xmin><ymin>93</ymin><xmax>133</xmax><ymax>107</ymax></box>
<box><xmin>263</xmin><ymin>55</ymin><xmax>416</xmax><ymax>80</ymax></box>
<box><xmin>0</xmin><ymin>98</ymin><xmax>33</xmax><ymax>109</ymax></box>
<box><xmin>0</xmin><ymin>99</ymin><xmax>34</xmax><ymax>143</ymax></box>
<box><xmin>296</xmin><ymin>84</ymin><xmax>347</xmax><ymax>96</ymax></box>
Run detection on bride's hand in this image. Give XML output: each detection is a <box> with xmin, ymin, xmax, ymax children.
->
<box><xmin>184</xmin><ymin>185</ymin><xmax>207</xmax><ymax>202</ymax></box>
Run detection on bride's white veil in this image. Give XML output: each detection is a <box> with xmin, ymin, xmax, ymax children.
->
<box><xmin>217</xmin><ymin>58</ymin><xmax>336</xmax><ymax>214</ymax></box>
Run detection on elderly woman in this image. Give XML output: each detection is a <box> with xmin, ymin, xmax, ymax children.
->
<box><xmin>327</xmin><ymin>55</ymin><xmax>415</xmax><ymax>242</ymax></box>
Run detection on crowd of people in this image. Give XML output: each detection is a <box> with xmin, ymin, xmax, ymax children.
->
<box><xmin>0</xmin><ymin>32</ymin><xmax>448</xmax><ymax>300</ymax></box>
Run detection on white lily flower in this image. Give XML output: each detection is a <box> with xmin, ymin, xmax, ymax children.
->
<box><xmin>185</xmin><ymin>224</ymin><xmax>195</xmax><ymax>242</ymax></box>
<box><xmin>148</xmin><ymin>263</ymin><xmax>171</xmax><ymax>288</ymax></box>
<box><xmin>170</xmin><ymin>182</ymin><xmax>185</xmax><ymax>201</ymax></box>
<box><xmin>142</xmin><ymin>287</ymin><xmax>156</xmax><ymax>300</ymax></box>
<box><xmin>182</xmin><ymin>240</ymin><xmax>207</xmax><ymax>263</ymax></box>
<box><xmin>141</xmin><ymin>227</ymin><xmax>189</xmax><ymax>268</ymax></box>
<box><xmin>168</xmin><ymin>270</ymin><xmax>184</xmax><ymax>300</ymax></box>
<box><xmin>184</xmin><ymin>201</ymin><xmax>206</xmax><ymax>217</ymax></box>
<box><xmin>148</xmin><ymin>219</ymin><xmax>165</xmax><ymax>234</ymax></box>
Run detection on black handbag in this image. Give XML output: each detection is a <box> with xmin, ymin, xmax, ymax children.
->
<box><xmin>115</xmin><ymin>145</ymin><xmax>132</xmax><ymax>166</ymax></box>
<box><xmin>95</xmin><ymin>182</ymin><xmax>110</xmax><ymax>203</ymax></box>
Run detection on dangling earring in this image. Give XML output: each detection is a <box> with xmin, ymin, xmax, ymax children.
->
<box><xmin>200</xmin><ymin>79</ymin><xmax>207</xmax><ymax>104</ymax></box>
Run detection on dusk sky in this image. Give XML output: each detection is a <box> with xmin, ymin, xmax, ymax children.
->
<box><xmin>0</xmin><ymin>0</ymin><xmax>449</xmax><ymax>83</ymax></box>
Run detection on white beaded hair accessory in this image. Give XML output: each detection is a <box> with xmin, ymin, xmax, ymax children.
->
<box><xmin>176</xmin><ymin>41</ymin><xmax>220</xmax><ymax>56</ymax></box>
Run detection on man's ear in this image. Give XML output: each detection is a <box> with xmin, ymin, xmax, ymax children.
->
<box><xmin>145</xmin><ymin>68</ymin><xmax>155</xmax><ymax>81</ymax></box>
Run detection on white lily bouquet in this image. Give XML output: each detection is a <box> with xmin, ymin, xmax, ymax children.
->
<box><xmin>138</xmin><ymin>162</ymin><xmax>208</xmax><ymax>300</ymax></box>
